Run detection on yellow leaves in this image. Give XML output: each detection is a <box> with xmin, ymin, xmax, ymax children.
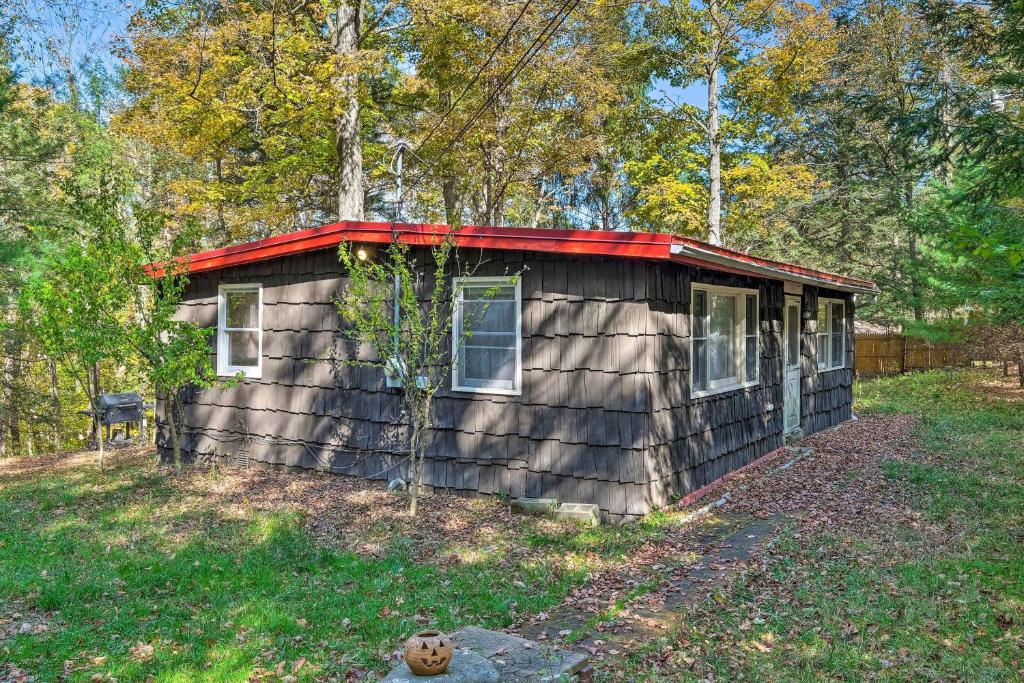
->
<box><xmin>729</xmin><ymin>0</ymin><xmax>838</xmax><ymax>125</ymax></box>
<box><xmin>724</xmin><ymin>154</ymin><xmax>818</xmax><ymax>240</ymax></box>
<box><xmin>632</xmin><ymin>175</ymin><xmax>707</xmax><ymax>236</ymax></box>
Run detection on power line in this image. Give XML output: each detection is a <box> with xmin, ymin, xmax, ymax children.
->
<box><xmin>415</xmin><ymin>0</ymin><xmax>538</xmax><ymax>152</ymax></box>
<box><xmin>434</xmin><ymin>0</ymin><xmax>583</xmax><ymax>159</ymax></box>
<box><xmin>398</xmin><ymin>0</ymin><xmax>584</xmax><ymax>214</ymax></box>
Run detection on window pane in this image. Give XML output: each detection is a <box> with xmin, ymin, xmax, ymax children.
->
<box><xmin>459</xmin><ymin>347</ymin><xmax>516</xmax><ymax>386</ymax></box>
<box><xmin>745</xmin><ymin>336</ymin><xmax>758</xmax><ymax>381</ymax></box>
<box><xmin>831</xmin><ymin>302</ymin><xmax>844</xmax><ymax>336</ymax></box>
<box><xmin>226</xmin><ymin>290</ymin><xmax>259</xmax><ymax>328</ymax></box>
<box><xmin>786</xmin><ymin>305</ymin><xmax>799</xmax><ymax>367</ymax></box>
<box><xmin>817</xmin><ymin>303</ymin><xmax>829</xmax><ymax>367</ymax></box>
<box><xmin>692</xmin><ymin>290</ymin><xmax>707</xmax><ymax>338</ymax></box>
<box><xmin>463</xmin><ymin>333</ymin><xmax>517</xmax><ymax>350</ymax></box>
<box><xmin>462</xmin><ymin>284</ymin><xmax>515</xmax><ymax>301</ymax></box>
<box><xmin>831</xmin><ymin>331</ymin><xmax>843</xmax><ymax>368</ymax></box>
<box><xmin>227</xmin><ymin>330</ymin><xmax>259</xmax><ymax>367</ymax></box>
<box><xmin>455</xmin><ymin>280</ymin><xmax>518</xmax><ymax>390</ymax></box>
<box><xmin>693</xmin><ymin>339</ymin><xmax>707</xmax><ymax>391</ymax></box>
<box><xmin>745</xmin><ymin>295</ymin><xmax>757</xmax><ymax>336</ymax></box>
<box><xmin>709</xmin><ymin>294</ymin><xmax>736</xmax><ymax>381</ymax></box>
<box><xmin>462</xmin><ymin>300</ymin><xmax>515</xmax><ymax>333</ymax></box>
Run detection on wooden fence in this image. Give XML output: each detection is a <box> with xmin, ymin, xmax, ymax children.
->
<box><xmin>854</xmin><ymin>334</ymin><xmax>970</xmax><ymax>376</ymax></box>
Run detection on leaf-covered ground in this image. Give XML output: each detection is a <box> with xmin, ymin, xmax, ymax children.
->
<box><xmin>2</xmin><ymin>369</ymin><xmax>1021</xmax><ymax>681</ymax></box>
<box><xmin>0</xmin><ymin>448</ymin><xmax>678</xmax><ymax>682</ymax></box>
<box><xmin>605</xmin><ymin>369</ymin><xmax>1024</xmax><ymax>681</ymax></box>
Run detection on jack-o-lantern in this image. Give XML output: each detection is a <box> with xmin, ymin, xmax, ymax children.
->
<box><xmin>403</xmin><ymin>630</ymin><xmax>453</xmax><ymax>676</ymax></box>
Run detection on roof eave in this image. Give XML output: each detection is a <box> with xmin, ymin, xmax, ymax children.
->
<box><xmin>669</xmin><ymin>243</ymin><xmax>878</xmax><ymax>295</ymax></box>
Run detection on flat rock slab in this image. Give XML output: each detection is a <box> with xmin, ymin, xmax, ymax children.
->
<box><xmin>554</xmin><ymin>503</ymin><xmax>601</xmax><ymax>526</ymax></box>
<box><xmin>382</xmin><ymin>650</ymin><xmax>498</xmax><ymax>683</ymax></box>
<box><xmin>452</xmin><ymin>626</ymin><xmax>589</xmax><ymax>682</ymax></box>
<box><xmin>510</xmin><ymin>498</ymin><xmax>558</xmax><ymax>516</ymax></box>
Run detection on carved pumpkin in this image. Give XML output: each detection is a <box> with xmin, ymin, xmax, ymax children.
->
<box><xmin>403</xmin><ymin>630</ymin><xmax>453</xmax><ymax>676</ymax></box>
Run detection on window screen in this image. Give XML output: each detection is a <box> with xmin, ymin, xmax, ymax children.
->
<box><xmin>453</xmin><ymin>278</ymin><xmax>520</xmax><ymax>393</ymax></box>
<box><xmin>218</xmin><ymin>284</ymin><xmax>262</xmax><ymax>377</ymax></box>
<box><xmin>691</xmin><ymin>285</ymin><xmax>758</xmax><ymax>395</ymax></box>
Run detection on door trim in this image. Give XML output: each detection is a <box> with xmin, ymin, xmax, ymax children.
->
<box><xmin>783</xmin><ymin>295</ymin><xmax>802</xmax><ymax>434</ymax></box>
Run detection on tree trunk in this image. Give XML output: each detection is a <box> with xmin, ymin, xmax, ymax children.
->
<box><xmin>443</xmin><ymin>176</ymin><xmax>460</xmax><ymax>226</ymax></box>
<box><xmin>705</xmin><ymin>0</ymin><xmax>723</xmax><ymax>246</ymax></box>
<box><xmin>49</xmin><ymin>357</ymin><xmax>62</xmax><ymax>451</ymax></box>
<box><xmin>439</xmin><ymin>92</ymin><xmax>461</xmax><ymax>226</ymax></box>
<box><xmin>167</xmin><ymin>390</ymin><xmax>183</xmax><ymax>469</ymax></box>
<box><xmin>937</xmin><ymin>55</ymin><xmax>953</xmax><ymax>187</ymax></box>
<box><xmin>904</xmin><ymin>181</ymin><xmax>924</xmax><ymax>322</ymax></box>
<box><xmin>0</xmin><ymin>306</ymin><xmax>14</xmax><ymax>457</ymax></box>
<box><xmin>333</xmin><ymin>0</ymin><xmax>364</xmax><ymax>222</ymax></box>
<box><xmin>1018</xmin><ymin>354</ymin><xmax>1024</xmax><ymax>389</ymax></box>
<box><xmin>4</xmin><ymin>330</ymin><xmax>24</xmax><ymax>456</ymax></box>
<box><xmin>92</xmin><ymin>362</ymin><xmax>104</xmax><ymax>471</ymax></box>
<box><xmin>407</xmin><ymin>428</ymin><xmax>421</xmax><ymax>516</ymax></box>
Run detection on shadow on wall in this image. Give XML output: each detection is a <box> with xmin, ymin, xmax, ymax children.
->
<box><xmin>162</xmin><ymin>250</ymin><xmax>790</xmax><ymax>518</ymax></box>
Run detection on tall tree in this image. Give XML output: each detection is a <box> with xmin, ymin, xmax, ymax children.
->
<box><xmin>119</xmin><ymin>0</ymin><xmax>397</xmax><ymax>243</ymax></box>
<box><xmin>639</xmin><ymin>0</ymin><xmax>831</xmax><ymax>245</ymax></box>
<box><xmin>332</xmin><ymin>0</ymin><xmax>365</xmax><ymax>220</ymax></box>
<box><xmin>773</xmin><ymin>0</ymin><xmax>970</xmax><ymax>323</ymax></box>
<box><xmin>399</xmin><ymin>0</ymin><xmax>635</xmax><ymax>228</ymax></box>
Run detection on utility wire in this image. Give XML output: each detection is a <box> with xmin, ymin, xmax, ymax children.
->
<box><xmin>434</xmin><ymin>0</ymin><xmax>583</xmax><ymax>159</ymax></box>
<box><xmin>415</xmin><ymin>0</ymin><xmax>538</xmax><ymax>152</ymax></box>
<box><xmin>399</xmin><ymin>0</ymin><xmax>584</xmax><ymax>212</ymax></box>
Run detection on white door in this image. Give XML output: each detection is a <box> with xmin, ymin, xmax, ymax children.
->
<box><xmin>783</xmin><ymin>296</ymin><xmax>801</xmax><ymax>433</ymax></box>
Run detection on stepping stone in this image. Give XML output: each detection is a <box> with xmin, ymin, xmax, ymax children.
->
<box><xmin>554</xmin><ymin>503</ymin><xmax>601</xmax><ymax>526</ymax></box>
<box><xmin>382</xmin><ymin>650</ymin><xmax>498</xmax><ymax>683</ymax></box>
<box><xmin>452</xmin><ymin>626</ymin><xmax>589</xmax><ymax>682</ymax></box>
<box><xmin>510</xmin><ymin>498</ymin><xmax>558</xmax><ymax>516</ymax></box>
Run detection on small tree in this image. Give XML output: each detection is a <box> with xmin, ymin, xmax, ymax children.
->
<box><xmin>128</xmin><ymin>265</ymin><xmax>218</xmax><ymax>468</ymax></box>
<box><xmin>18</xmin><ymin>241</ymin><xmax>133</xmax><ymax>469</ymax></box>
<box><xmin>337</xmin><ymin>231</ymin><xmax>515</xmax><ymax>516</ymax></box>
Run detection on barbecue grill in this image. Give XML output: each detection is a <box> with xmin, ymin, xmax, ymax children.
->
<box><xmin>96</xmin><ymin>392</ymin><xmax>146</xmax><ymax>425</ymax></box>
<box><xmin>79</xmin><ymin>392</ymin><xmax>154</xmax><ymax>446</ymax></box>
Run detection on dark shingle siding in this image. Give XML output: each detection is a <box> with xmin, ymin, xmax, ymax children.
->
<box><xmin>643</xmin><ymin>268</ymin><xmax>786</xmax><ymax>509</ymax></box>
<box><xmin>800</xmin><ymin>287</ymin><xmax>855</xmax><ymax>435</ymax></box>
<box><xmin>158</xmin><ymin>247</ymin><xmax>853</xmax><ymax>521</ymax></box>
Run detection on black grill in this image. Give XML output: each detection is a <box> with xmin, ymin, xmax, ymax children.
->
<box><xmin>96</xmin><ymin>392</ymin><xmax>146</xmax><ymax>425</ymax></box>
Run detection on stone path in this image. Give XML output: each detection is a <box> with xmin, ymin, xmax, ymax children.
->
<box><xmin>515</xmin><ymin>512</ymin><xmax>790</xmax><ymax>675</ymax></box>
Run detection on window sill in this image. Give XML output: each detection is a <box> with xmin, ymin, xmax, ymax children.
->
<box><xmin>452</xmin><ymin>385</ymin><xmax>521</xmax><ymax>397</ymax></box>
<box><xmin>816</xmin><ymin>365</ymin><xmax>846</xmax><ymax>373</ymax></box>
<box><xmin>691</xmin><ymin>380</ymin><xmax>759</xmax><ymax>400</ymax></box>
<box><xmin>218</xmin><ymin>368</ymin><xmax>262</xmax><ymax>380</ymax></box>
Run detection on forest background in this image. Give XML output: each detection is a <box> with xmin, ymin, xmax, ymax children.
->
<box><xmin>0</xmin><ymin>0</ymin><xmax>1021</xmax><ymax>456</ymax></box>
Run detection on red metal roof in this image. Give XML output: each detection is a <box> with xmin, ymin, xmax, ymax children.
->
<box><xmin>146</xmin><ymin>221</ymin><xmax>877</xmax><ymax>293</ymax></box>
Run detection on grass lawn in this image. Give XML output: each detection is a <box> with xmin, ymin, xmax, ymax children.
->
<box><xmin>609</xmin><ymin>369</ymin><xmax>1024</xmax><ymax>681</ymax></box>
<box><xmin>0</xmin><ymin>449</ymin><xmax>670</xmax><ymax>682</ymax></box>
<box><xmin>3</xmin><ymin>370</ymin><xmax>1021</xmax><ymax>682</ymax></box>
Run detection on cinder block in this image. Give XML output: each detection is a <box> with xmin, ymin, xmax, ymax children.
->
<box><xmin>510</xmin><ymin>497</ymin><xmax>558</xmax><ymax>516</ymax></box>
<box><xmin>554</xmin><ymin>502</ymin><xmax>601</xmax><ymax>527</ymax></box>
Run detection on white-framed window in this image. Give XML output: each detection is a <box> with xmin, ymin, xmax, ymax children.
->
<box><xmin>691</xmin><ymin>284</ymin><xmax>759</xmax><ymax>397</ymax></box>
<box><xmin>217</xmin><ymin>283</ymin><xmax>262</xmax><ymax>378</ymax></box>
<box><xmin>817</xmin><ymin>298</ymin><xmax>846</xmax><ymax>371</ymax></box>
<box><xmin>452</xmin><ymin>276</ymin><xmax>521</xmax><ymax>395</ymax></box>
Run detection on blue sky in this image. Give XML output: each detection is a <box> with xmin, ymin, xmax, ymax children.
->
<box><xmin>14</xmin><ymin>0</ymin><xmax>131</xmax><ymax>90</ymax></box>
<box><xmin>16</xmin><ymin>1</ymin><xmax>708</xmax><ymax>110</ymax></box>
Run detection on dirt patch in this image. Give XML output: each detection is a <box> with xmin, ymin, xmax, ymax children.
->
<box><xmin>0</xmin><ymin>446</ymin><xmax>589</xmax><ymax>564</ymax></box>
<box><xmin>971</xmin><ymin>366</ymin><xmax>1024</xmax><ymax>402</ymax></box>
<box><xmin>0</xmin><ymin>605</ymin><xmax>52</xmax><ymax>644</ymax></box>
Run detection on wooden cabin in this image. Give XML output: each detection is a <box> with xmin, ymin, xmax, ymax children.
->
<box><xmin>154</xmin><ymin>222</ymin><xmax>876</xmax><ymax>522</ymax></box>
